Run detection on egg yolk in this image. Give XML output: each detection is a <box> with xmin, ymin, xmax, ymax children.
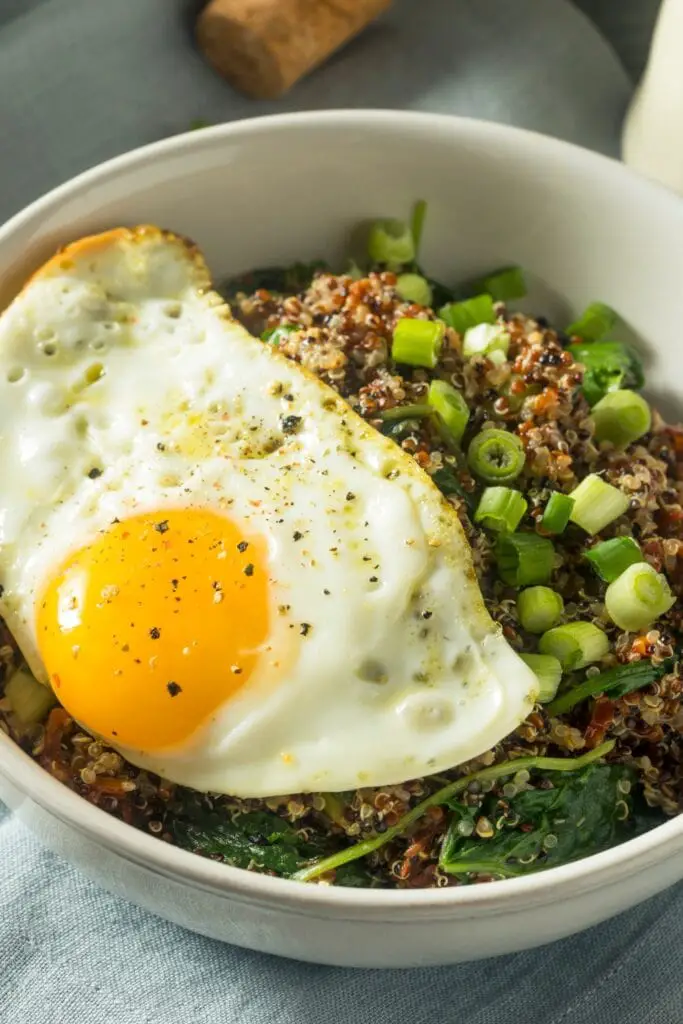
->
<box><xmin>36</xmin><ymin>509</ymin><xmax>269</xmax><ymax>752</ymax></box>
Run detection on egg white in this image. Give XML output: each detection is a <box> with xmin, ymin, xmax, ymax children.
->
<box><xmin>0</xmin><ymin>227</ymin><xmax>537</xmax><ymax>795</ymax></box>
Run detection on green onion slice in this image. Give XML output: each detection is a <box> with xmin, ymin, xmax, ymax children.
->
<box><xmin>262</xmin><ymin>324</ymin><xmax>300</xmax><ymax>344</ymax></box>
<box><xmin>584</xmin><ymin>537</ymin><xmax>643</xmax><ymax>583</ymax></box>
<box><xmin>467</xmin><ymin>428</ymin><xmax>526</xmax><ymax>483</ymax></box>
<box><xmin>538</xmin><ymin>622</ymin><xmax>609</xmax><ymax>670</ymax></box>
<box><xmin>517</xmin><ymin>586</ymin><xmax>564</xmax><ymax>633</ymax></box>
<box><xmin>439</xmin><ymin>294</ymin><xmax>496</xmax><ymax>334</ymax></box>
<box><xmin>367</xmin><ymin>218</ymin><xmax>416</xmax><ymax>266</ymax></box>
<box><xmin>4</xmin><ymin>669</ymin><xmax>56</xmax><ymax>726</ymax></box>
<box><xmin>540</xmin><ymin>492</ymin><xmax>574</xmax><ymax>535</ymax></box>
<box><xmin>566</xmin><ymin>301</ymin><xmax>617</xmax><ymax>342</ymax></box>
<box><xmin>604</xmin><ymin>561</ymin><xmax>675</xmax><ymax>632</ymax></box>
<box><xmin>427</xmin><ymin>380</ymin><xmax>469</xmax><ymax>444</ymax></box>
<box><xmin>462</xmin><ymin>323</ymin><xmax>511</xmax><ymax>360</ymax></box>
<box><xmin>378</xmin><ymin>403</ymin><xmax>432</xmax><ymax>422</ymax></box>
<box><xmin>391</xmin><ymin>318</ymin><xmax>445</xmax><ymax>368</ymax></box>
<box><xmin>569</xmin><ymin>474</ymin><xmax>629</xmax><ymax>535</ymax></box>
<box><xmin>591</xmin><ymin>389</ymin><xmax>652</xmax><ymax>448</ymax></box>
<box><xmin>520</xmin><ymin>653</ymin><xmax>563</xmax><ymax>703</ymax></box>
<box><xmin>475</xmin><ymin>486</ymin><xmax>527</xmax><ymax>533</ymax></box>
<box><xmin>495</xmin><ymin>533</ymin><xmax>555</xmax><ymax>586</ymax></box>
<box><xmin>396</xmin><ymin>273</ymin><xmax>433</xmax><ymax>307</ymax></box>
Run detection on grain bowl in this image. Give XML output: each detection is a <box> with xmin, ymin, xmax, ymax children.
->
<box><xmin>1</xmin><ymin>111</ymin><xmax>683</xmax><ymax>967</ymax></box>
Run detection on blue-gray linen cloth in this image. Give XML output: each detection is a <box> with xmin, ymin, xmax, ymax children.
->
<box><xmin>1</xmin><ymin>2</ymin><xmax>677</xmax><ymax>1021</ymax></box>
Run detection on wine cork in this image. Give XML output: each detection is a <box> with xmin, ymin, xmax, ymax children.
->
<box><xmin>196</xmin><ymin>0</ymin><xmax>393</xmax><ymax>100</ymax></box>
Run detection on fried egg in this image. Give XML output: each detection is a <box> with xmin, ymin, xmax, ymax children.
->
<box><xmin>0</xmin><ymin>227</ymin><xmax>537</xmax><ymax>796</ymax></box>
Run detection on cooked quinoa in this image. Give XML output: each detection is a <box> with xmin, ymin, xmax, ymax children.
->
<box><xmin>2</xmin><ymin>264</ymin><xmax>682</xmax><ymax>889</ymax></box>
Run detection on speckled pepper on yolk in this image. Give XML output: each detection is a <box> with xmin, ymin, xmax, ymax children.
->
<box><xmin>36</xmin><ymin>509</ymin><xmax>269</xmax><ymax>752</ymax></box>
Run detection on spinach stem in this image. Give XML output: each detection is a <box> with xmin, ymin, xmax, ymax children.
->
<box><xmin>293</xmin><ymin>740</ymin><xmax>615</xmax><ymax>883</ymax></box>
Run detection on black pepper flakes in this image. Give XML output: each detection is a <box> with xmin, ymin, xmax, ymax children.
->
<box><xmin>149</xmin><ymin>627</ymin><xmax>161</xmax><ymax>639</ymax></box>
<box><xmin>422</xmin><ymin>611</ymin><xmax>433</xmax><ymax>620</ymax></box>
<box><xmin>369</xmin><ymin>576</ymin><xmax>379</xmax><ymax>583</ymax></box>
<box><xmin>281</xmin><ymin>415</ymin><xmax>302</xmax><ymax>434</ymax></box>
<box><xmin>244</xmin><ymin>563</ymin><xmax>255</xmax><ymax>577</ymax></box>
<box><xmin>293</xmin><ymin>531</ymin><xmax>303</xmax><ymax>542</ymax></box>
<box><xmin>346</xmin><ymin>492</ymin><xmax>356</xmax><ymax>501</ymax></box>
<box><xmin>166</xmin><ymin>681</ymin><xmax>182</xmax><ymax>697</ymax></box>
<box><xmin>300</xmin><ymin>623</ymin><xmax>312</xmax><ymax>637</ymax></box>
<box><xmin>156</xmin><ymin>442</ymin><xmax>166</xmax><ymax>451</ymax></box>
<box><xmin>237</xmin><ymin>541</ymin><xmax>249</xmax><ymax>553</ymax></box>
<box><xmin>88</xmin><ymin>467</ymin><xmax>102</xmax><ymax>479</ymax></box>
<box><xmin>154</xmin><ymin>520</ymin><xmax>170</xmax><ymax>534</ymax></box>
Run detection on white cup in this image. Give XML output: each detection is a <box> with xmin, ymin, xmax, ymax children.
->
<box><xmin>622</xmin><ymin>0</ymin><xmax>683</xmax><ymax>195</ymax></box>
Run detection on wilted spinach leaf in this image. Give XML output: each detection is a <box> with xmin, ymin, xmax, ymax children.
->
<box><xmin>547</xmin><ymin>657</ymin><xmax>673</xmax><ymax>716</ymax></box>
<box><xmin>440</xmin><ymin>764</ymin><xmax>661</xmax><ymax>880</ymax></box>
<box><xmin>568</xmin><ymin>341</ymin><xmax>644</xmax><ymax>407</ymax></box>
<box><xmin>172</xmin><ymin>809</ymin><xmax>332</xmax><ymax>877</ymax></box>
<box><xmin>222</xmin><ymin>261</ymin><xmax>329</xmax><ymax>299</ymax></box>
<box><xmin>333</xmin><ymin>862</ymin><xmax>377</xmax><ymax>887</ymax></box>
<box><xmin>431</xmin><ymin>466</ymin><xmax>475</xmax><ymax>510</ymax></box>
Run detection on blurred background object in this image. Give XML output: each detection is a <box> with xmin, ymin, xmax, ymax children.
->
<box><xmin>622</xmin><ymin>0</ymin><xmax>683</xmax><ymax>195</ymax></box>
<box><xmin>0</xmin><ymin>0</ymin><xmax>660</xmax><ymax>227</ymax></box>
<box><xmin>197</xmin><ymin>0</ymin><xmax>393</xmax><ymax>98</ymax></box>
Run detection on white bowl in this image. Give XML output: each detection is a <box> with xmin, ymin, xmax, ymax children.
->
<box><xmin>1</xmin><ymin>111</ymin><xmax>683</xmax><ymax>968</ymax></box>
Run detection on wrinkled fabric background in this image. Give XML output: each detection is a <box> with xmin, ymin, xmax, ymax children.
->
<box><xmin>1</xmin><ymin>2</ymin><xmax>677</xmax><ymax>1022</ymax></box>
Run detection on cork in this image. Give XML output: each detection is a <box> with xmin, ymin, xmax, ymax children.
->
<box><xmin>196</xmin><ymin>0</ymin><xmax>393</xmax><ymax>100</ymax></box>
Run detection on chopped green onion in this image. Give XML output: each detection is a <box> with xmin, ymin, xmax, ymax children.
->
<box><xmin>517</xmin><ymin>586</ymin><xmax>564</xmax><ymax>633</ymax></box>
<box><xmin>569</xmin><ymin>340</ymin><xmax>644</xmax><ymax>407</ymax></box>
<box><xmin>396</xmin><ymin>273</ymin><xmax>433</xmax><ymax>307</ymax></box>
<box><xmin>604</xmin><ymin>561</ymin><xmax>675</xmax><ymax>632</ymax></box>
<box><xmin>462</xmin><ymin>323</ymin><xmax>511</xmax><ymax>360</ymax></box>
<box><xmin>378</xmin><ymin>403</ymin><xmax>431</xmax><ymax>422</ymax></box>
<box><xmin>262</xmin><ymin>324</ymin><xmax>300</xmax><ymax>344</ymax></box>
<box><xmin>427</xmin><ymin>380</ymin><xmax>469</xmax><ymax>444</ymax></box>
<box><xmin>473</xmin><ymin>266</ymin><xmax>527</xmax><ymax>303</ymax></box>
<box><xmin>520</xmin><ymin>653</ymin><xmax>563</xmax><ymax>703</ymax></box>
<box><xmin>475</xmin><ymin>486</ymin><xmax>527</xmax><ymax>533</ymax></box>
<box><xmin>4</xmin><ymin>669</ymin><xmax>56</xmax><ymax>726</ymax></box>
<box><xmin>439</xmin><ymin>294</ymin><xmax>496</xmax><ymax>334</ymax></box>
<box><xmin>566</xmin><ymin>301</ymin><xmax>617</xmax><ymax>342</ymax></box>
<box><xmin>495</xmin><ymin>533</ymin><xmax>555</xmax><ymax>586</ymax></box>
<box><xmin>538</xmin><ymin>622</ymin><xmax>609</xmax><ymax>670</ymax></box>
<box><xmin>467</xmin><ymin>428</ymin><xmax>526</xmax><ymax>483</ymax></box>
<box><xmin>540</xmin><ymin>492</ymin><xmax>574</xmax><ymax>535</ymax></box>
<box><xmin>546</xmin><ymin>658</ymin><xmax>672</xmax><ymax>716</ymax></box>
<box><xmin>584</xmin><ymin>537</ymin><xmax>643</xmax><ymax>582</ymax></box>
<box><xmin>391</xmin><ymin>318</ymin><xmax>444</xmax><ymax>368</ymax></box>
<box><xmin>367</xmin><ymin>219</ymin><xmax>415</xmax><ymax>266</ymax></box>
<box><xmin>410</xmin><ymin>199</ymin><xmax>428</xmax><ymax>257</ymax></box>
<box><xmin>487</xmin><ymin>349</ymin><xmax>507</xmax><ymax>367</ymax></box>
<box><xmin>591</xmin><ymin>389</ymin><xmax>652</xmax><ymax>447</ymax></box>
<box><xmin>569</xmin><ymin>474</ymin><xmax>629</xmax><ymax>535</ymax></box>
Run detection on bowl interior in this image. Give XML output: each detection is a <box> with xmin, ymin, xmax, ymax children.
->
<box><xmin>3</xmin><ymin>112</ymin><xmax>683</xmax><ymax>422</ymax></box>
<box><xmin>2</xmin><ymin>111</ymin><xmax>683</xmax><ymax>911</ymax></box>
